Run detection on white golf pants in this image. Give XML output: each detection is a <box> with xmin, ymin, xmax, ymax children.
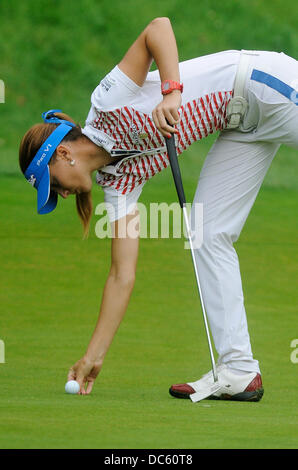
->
<box><xmin>191</xmin><ymin>51</ymin><xmax>298</xmax><ymax>373</ymax></box>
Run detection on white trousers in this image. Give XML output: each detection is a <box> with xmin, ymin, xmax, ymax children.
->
<box><xmin>191</xmin><ymin>51</ymin><xmax>298</xmax><ymax>373</ymax></box>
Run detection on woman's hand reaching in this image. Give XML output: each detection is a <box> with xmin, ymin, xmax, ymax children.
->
<box><xmin>152</xmin><ymin>90</ymin><xmax>182</xmax><ymax>138</ymax></box>
<box><xmin>67</xmin><ymin>356</ymin><xmax>102</xmax><ymax>395</ymax></box>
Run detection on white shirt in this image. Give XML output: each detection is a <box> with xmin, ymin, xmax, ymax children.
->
<box><xmin>82</xmin><ymin>50</ymin><xmax>240</xmax><ymax>222</ymax></box>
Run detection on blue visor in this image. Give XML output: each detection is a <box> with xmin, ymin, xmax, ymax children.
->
<box><xmin>36</xmin><ymin>165</ymin><xmax>58</xmax><ymax>214</ymax></box>
<box><xmin>24</xmin><ymin>120</ymin><xmax>75</xmax><ymax>214</ymax></box>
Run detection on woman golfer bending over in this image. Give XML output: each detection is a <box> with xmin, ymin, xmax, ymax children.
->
<box><xmin>19</xmin><ymin>18</ymin><xmax>298</xmax><ymax>399</ymax></box>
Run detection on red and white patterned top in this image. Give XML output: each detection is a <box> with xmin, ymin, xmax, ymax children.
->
<box><xmin>92</xmin><ymin>92</ymin><xmax>232</xmax><ymax>195</ymax></box>
<box><xmin>82</xmin><ymin>51</ymin><xmax>240</xmax><ymax>221</ymax></box>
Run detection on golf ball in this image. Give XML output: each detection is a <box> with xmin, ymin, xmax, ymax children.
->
<box><xmin>65</xmin><ymin>380</ymin><xmax>80</xmax><ymax>394</ymax></box>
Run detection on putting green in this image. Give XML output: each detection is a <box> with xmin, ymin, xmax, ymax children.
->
<box><xmin>1</xmin><ymin>138</ymin><xmax>297</xmax><ymax>449</ymax></box>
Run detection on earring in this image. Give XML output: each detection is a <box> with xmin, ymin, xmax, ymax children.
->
<box><xmin>69</xmin><ymin>159</ymin><xmax>76</xmax><ymax>166</ymax></box>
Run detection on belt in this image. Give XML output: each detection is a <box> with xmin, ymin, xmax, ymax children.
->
<box><xmin>226</xmin><ymin>50</ymin><xmax>259</xmax><ymax>129</ymax></box>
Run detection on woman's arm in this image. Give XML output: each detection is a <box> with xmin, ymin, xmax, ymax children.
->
<box><xmin>118</xmin><ymin>17</ymin><xmax>180</xmax><ymax>87</ymax></box>
<box><xmin>68</xmin><ymin>210</ymin><xmax>140</xmax><ymax>394</ymax></box>
<box><xmin>118</xmin><ymin>17</ymin><xmax>182</xmax><ymax>137</ymax></box>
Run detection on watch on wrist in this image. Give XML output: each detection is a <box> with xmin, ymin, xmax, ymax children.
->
<box><xmin>161</xmin><ymin>80</ymin><xmax>184</xmax><ymax>95</ymax></box>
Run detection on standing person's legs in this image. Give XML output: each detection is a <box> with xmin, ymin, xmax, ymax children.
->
<box><xmin>170</xmin><ymin>51</ymin><xmax>297</xmax><ymax>400</ymax></box>
<box><xmin>190</xmin><ymin>134</ymin><xmax>280</xmax><ymax>373</ymax></box>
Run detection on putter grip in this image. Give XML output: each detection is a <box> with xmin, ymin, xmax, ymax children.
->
<box><xmin>165</xmin><ymin>134</ymin><xmax>186</xmax><ymax>208</ymax></box>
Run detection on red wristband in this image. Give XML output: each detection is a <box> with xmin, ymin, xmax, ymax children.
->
<box><xmin>161</xmin><ymin>80</ymin><xmax>184</xmax><ymax>95</ymax></box>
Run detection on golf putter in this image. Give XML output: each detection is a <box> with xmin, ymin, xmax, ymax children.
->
<box><xmin>165</xmin><ymin>133</ymin><xmax>221</xmax><ymax>403</ymax></box>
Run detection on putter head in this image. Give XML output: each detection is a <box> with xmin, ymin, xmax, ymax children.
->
<box><xmin>190</xmin><ymin>381</ymin><xmax>221</xmax><ymax>403</ymax></box>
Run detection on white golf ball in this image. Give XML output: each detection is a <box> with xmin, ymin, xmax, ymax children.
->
<box><xmin>65</xmin><ymin>380</ymin><xmax>80</xmax><ymax>394</ymax></box>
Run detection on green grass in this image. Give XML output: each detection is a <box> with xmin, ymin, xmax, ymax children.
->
<box><xmin>0</xmin><ymin>0</ymin><xmax>298</xmax><ymax>450</ymax></box>
<box><xmin>0</xmin><ymin>0</ymin><xmax>297</xmax><ymax>147</ymax></box>
<box><xmin>1</xmin><ymin>137</ymin><xmax>298</xmax><ymax>448</ymax></box>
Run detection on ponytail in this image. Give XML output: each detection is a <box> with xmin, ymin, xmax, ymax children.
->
<box><xmin>76</xmin><ymin>192</ymin><xmax>93</xmax><ymax>239</ymax></box>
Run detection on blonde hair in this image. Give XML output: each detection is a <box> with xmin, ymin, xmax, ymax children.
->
<box><xmin>19</xmin><ymin>112</ymin><xmax>92</xmax><ymax>238</ymax></box>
